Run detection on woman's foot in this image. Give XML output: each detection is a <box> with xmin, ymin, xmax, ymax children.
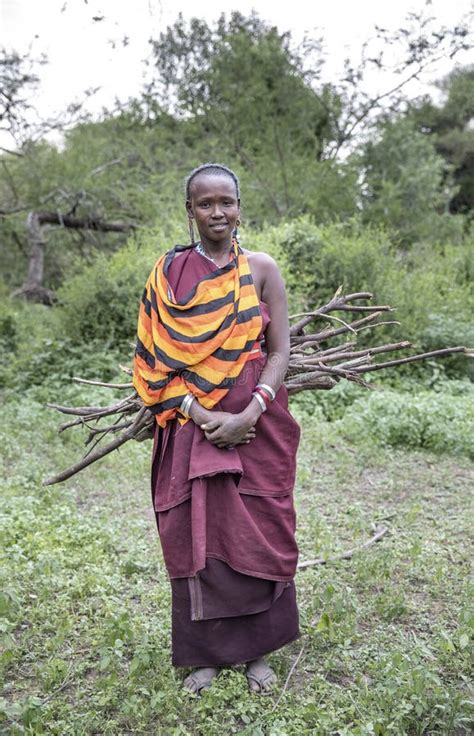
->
<box><xmin>246</xmin><ymin>657</ymin><xmax>277</xmax><ymax>695</ymax></box>
<box><xmin>183</xmin><ymin>666</ymin><xmax>220</xmax><ymax>695</ymax></box>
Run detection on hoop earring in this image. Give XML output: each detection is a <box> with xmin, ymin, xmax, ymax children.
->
<box><xmin>188</xmin><ymin>217</ymin><xmax>195</xmax><ymax>245</ymax></box>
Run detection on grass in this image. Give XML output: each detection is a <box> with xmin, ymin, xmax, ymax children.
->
<box><xmin>1</xmin><ymin>393</ymin><xmax>473</xmax><ymax>735</ymax></box>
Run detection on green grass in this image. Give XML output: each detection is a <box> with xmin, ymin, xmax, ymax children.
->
<box><xmin>1</xmin><ymin>394</ymin><xmax>473</xmax><ymax>735</ymax></box>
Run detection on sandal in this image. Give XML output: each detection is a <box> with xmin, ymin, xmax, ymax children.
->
<box><xmin>246</xmin><ymin>658</ymin><xmax>277</xmax><ymax>695</ymax></box>
<box><xmin>183</xmin><ymin>666</ymin><xmax>220</xmax><ymax>696</ymax></box>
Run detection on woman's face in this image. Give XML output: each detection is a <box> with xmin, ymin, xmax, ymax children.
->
<box><xmin>186</xmin><ymin>173</ymin><xmax>240</xmax><ymax>248</ymax></box>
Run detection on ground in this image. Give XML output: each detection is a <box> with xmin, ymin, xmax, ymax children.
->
<box><xmin>1</xmin><ymin>399</ymin><xmax>473</xmax><ymax>735</ymax></box>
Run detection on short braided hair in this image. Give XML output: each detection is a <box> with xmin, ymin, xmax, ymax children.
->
<box><xmin>185</xmin><ymin>163</ymin><xmax>240</xmax><ymax>201</ymax></box>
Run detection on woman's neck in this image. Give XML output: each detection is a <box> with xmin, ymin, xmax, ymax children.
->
<box><xmin>197</xmin><ymin>237</ymin><xmax>234</xmax><ymax>266</ymax></box>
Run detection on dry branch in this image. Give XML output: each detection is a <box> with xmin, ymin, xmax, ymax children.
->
<box><xmin>297</xmin><ymin>525</ymin><xmax>389</xmax><ymax>569</ymax></box>
<box><xmin>271</xmin><ymin>645</ymin><xmax>306</xmax><ymax>711</ymax></box>
<box><xmin>44</xmin><ymin>288</ymin><xmax>472</xmax><ymax>485</ymax></box>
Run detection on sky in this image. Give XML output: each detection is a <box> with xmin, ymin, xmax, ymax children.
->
<box><xmin>1</xmin><ymin>0</ymin><xmax>473</xmax><ymax>146</ymax></box>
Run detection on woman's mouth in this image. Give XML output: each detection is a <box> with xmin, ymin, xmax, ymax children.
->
<box><xmin>210</xmin><ymin>223</ymin><xmax>228</xmax><ymax>231</ymax></box>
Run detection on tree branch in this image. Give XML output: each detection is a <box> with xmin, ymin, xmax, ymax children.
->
<box><xmin>297</xmin><ymin>525</ymin><xmax>389</xmax><ymax>569</ymax></box>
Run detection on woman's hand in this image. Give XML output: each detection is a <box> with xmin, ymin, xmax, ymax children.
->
<box><xmin>201</xmin><ymin>412</ymin><xmax>256</xmax><ymax>449</ymax></box>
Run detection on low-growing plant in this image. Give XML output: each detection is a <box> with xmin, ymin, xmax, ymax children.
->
<box><xmin>341</xmin><ymin>387</ymin><xmax>474</xmax><ymax>457</ymax></box>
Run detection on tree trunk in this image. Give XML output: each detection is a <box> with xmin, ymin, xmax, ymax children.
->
<box><xmin>12</xmin><ymin>211</ymin><xmax>135</xmax><ymax>305</ymax></box>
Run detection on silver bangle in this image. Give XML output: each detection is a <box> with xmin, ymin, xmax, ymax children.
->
<box><xmin>179</xmin><ymin>393</ymin><xmax>195</xmax><ymax>417</ymax></box>
<box><xmin>252</xmin><ymin>391</ymin><xmax>267</xmax><ymax>413</ymax></box>
<box><xmin>256</xmin><ymin>383</ymin><xmax>276</xmax><ymax>401</ymax></box>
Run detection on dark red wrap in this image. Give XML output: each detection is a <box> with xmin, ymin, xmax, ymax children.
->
<box><xmin>151</xmin><ymin>247</ymin><xmax>300</xmax><ymax>582</ymax></box>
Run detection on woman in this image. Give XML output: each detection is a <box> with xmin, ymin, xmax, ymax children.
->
<box><xmin>133</xmin><ymin>163</ymin><xmax>301</xmax><ymax>695</ymax></box>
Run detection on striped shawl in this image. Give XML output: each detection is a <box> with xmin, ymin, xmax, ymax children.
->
<box><xmin>132</xmin><ymin>240</ymin><xmax>263</xmax><ymax>427</ymax></box>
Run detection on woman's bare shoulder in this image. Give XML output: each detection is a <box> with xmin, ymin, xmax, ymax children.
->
<box><xmin>242</xmin><ymin>249</ymin><xmax>279</xmax><ymax>269</ymax></box>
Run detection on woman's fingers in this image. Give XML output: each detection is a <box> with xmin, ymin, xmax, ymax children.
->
<box><xmin>205</xmin><ymin>430</ymin><xmax>224</xmax><ymax>443</ymax></box>
<box><xmin>201</xmin><ymin>419</ymin><xmax>221</xmax><ymax>432</ymax></box>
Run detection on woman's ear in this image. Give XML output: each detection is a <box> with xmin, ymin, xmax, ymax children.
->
<box><xmin>186</xmin><ymin>200</ymin><xmax>193</xmax><ymax>218</ymax></box>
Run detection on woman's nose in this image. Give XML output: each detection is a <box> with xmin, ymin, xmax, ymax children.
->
<box><xmin>211</xmin><ymin>205</ymin><xmax>224</xmax><ymax>218</ymax></box>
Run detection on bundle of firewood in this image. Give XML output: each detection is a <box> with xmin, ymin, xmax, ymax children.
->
<box><xmin>44</xmin><ymin>288</ymin><xmax>472</xmax><ymax>485</ymax></box>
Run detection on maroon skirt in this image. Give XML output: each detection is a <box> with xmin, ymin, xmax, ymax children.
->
<box><xmin>170</xmin><ymin>558</ymin><xmax>300</xmax><ymax>667</ymax></box>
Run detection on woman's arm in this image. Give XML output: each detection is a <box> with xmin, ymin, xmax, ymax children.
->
<box><xmin>256</xmin><ymin>254</ymin><xmax>290</xmax><ymax>392</ymax></box>
<box><xmin>202</xmin><ymin>254</ymin><xmax>290</xmax><ymax>447</ymax></box>
<box><xmin>237</xmin><ymin>253</ymin><xmax>290</xmax><ymax>427</ymax></box>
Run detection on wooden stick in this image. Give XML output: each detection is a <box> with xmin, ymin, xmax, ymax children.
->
<box><xmin>353</xmin><ymin>346</ymin><xmax>471</xmax><ymax>373</ymax></box>
<box><xmin>85</xmin><ymin>419</ymin><xmax>134</xmax><ymax>438</ymax></box>
<box><xmin>291</xmin><ymin>312</ymin><xmax>386</xmax><ymax>343</ymax></box>
<box><xmin>43</xmin><ymin>407</ymin><xmax>149</xmax><ymax>486</ymax></box>
<box><xmin>271</xmin><ymin>644</ymin><xmax>305</xmax><ymax>710</ymax></box>
<box><xmin>297</xmin><ymin>526</ymin><xmax>389</xmax><ymax>569</ymax></box>
<box><xmin>46</xmin><ymin>393</ymin><xmax>136</xmax><ymax>417</ymax></box>
<box><xmin>43</xmin><ymin>284</ymin><xmax>473</xmax><ymax>485</ymax></box>
<box><xmin>286</xmin><ymin>376</ymin><xmax>337</xmax><ymax>394</ymax></box>
<box><xmin>288</xmin><ymin>341</ymin><xmax>411</xmax><ymax>368</ymax></box>
<box><xmin>72</xmin><ymin>377</ymin><xmax>133</xmax><ymax>389</ymax></box>
<box><xmin>289</xmin><ymin>289</ymin><xmax>393</xmax><ymax>335</ymax></box>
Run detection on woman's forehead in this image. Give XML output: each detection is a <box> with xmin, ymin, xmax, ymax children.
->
<box><xmin>189</xmin><ymin>173</ymin><xmax>238</xmax><ymax>199</ymax></box>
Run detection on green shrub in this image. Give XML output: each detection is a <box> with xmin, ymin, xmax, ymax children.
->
<box><xmin>341</xmin><ymin>386</ymin><xmax>474</xmax><ymax>457</ymax></box>
<box><xmin>1</xmin><ymin>334</ymin><xmax>125</xmax><ymax>396</ymax></box>
<box><xmin>55</xmin><ymin>224</ymin><xmax>183</xmax><ymax>344</ymax></box>
<box><xmin>0</xmin><ymin>296</ymin><xmax>126</xmax><ymax>394</ymax></box>
<box><xmin>2</xmin><ymin>218</ymin><xmax>472</xmax><ymax>393</ymax></box>
<box><xmin>250</xmin><ymin>220</ymin><xmax>473</xmax><ymax>377</ymax></box>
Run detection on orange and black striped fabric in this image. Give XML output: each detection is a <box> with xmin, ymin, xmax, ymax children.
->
<box><xmin>132</xmin><ymin>240</ymin><xmax>263</xmax><ymax>428</ymax></box>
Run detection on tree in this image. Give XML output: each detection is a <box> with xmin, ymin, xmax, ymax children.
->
<box><xmin>359</xmin><ymin>117</ymin><xmax>462</xmax><ymax>244</ymax></box>
<box><xmin>144</xmin><ymin>11</ymin><xmax>355</xmax><ymax>222</ymax></box>
<box><xmin>0</xmin><ymin>115</ymin><xmax>188</xmax><ymax>294</ymax></box>
<box><xmin>0</xmin><ymin>47</ymin><xmax>44</xmax><ymax>152</ymax></box>
<box><xmin>142</xmin><ymin>9</ymin><xmax>472</xmax><ymax>223</ymax></box>
<box><xmin>324</xmin><ymin>10</ymin><xmax>472</xmax><ymax>157</ymax></box>
<box><xmin>408</xmin><ymin>65</ymin><xmax>474</xmax><ymax>216</ymax></box>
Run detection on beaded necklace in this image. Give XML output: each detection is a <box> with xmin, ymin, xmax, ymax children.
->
<box><xmin>195</xmin><ymin>241</ymin><xmax>234</xmax><ymax>266</ymax></box>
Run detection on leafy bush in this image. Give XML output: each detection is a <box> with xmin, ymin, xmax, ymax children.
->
<box><xmin>2</xmin><ymin>218</ymin><xmax>473</xmax><ymax>393</ymax></box>
<box><xmin>341</xmin><ymin>386</ymin><xmax>474</xmax><ymax>458</ymax></box>
<box><xmin>0</xmin><ymin>296</ymin><xmax>125</xmax><ymax>395</ymax></box>
<box><xmin>248</xmin><ymin>216</ymin><xmax>396</xmax><ymax>313</ymax></box>
<box><xmin>55</xmin><ymin>224</ymin><xmax>183</xmax><ymax>344</ymax></box>
<box><xmin>11</xmin><ymin>337</ymin><xmax>122</xmax><ymax>387</ymax></box>
<box><xmin>250</xmin><ymin>219</ymin><xmax>473</xmax><ymax>378</ymax></box>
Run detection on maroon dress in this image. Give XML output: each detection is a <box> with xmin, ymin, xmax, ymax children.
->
<box><xmin>151</xmin><ymin>247</ymin><xmax>301</xmax><ymax>667</ymax></box>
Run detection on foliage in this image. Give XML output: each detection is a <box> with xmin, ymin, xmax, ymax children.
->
<box><xmin>1</xmin><ymin>27</ymin><xmax>472</xmax><ymax>296</ymax></box>
<box><xmin>290</xmin><ymin>377</ymin><xmax>474</xmax><ymax>459</ymax></box>
<box><xmin>249</xmin><ymin>219</ymin><xmax>473</xmax><ymax>375</ymax></box>
<box><xmin>1</xmin><ymin>216</ymin><xmax>472</xmax><ymax>395</ymax></box>
<box><xmin>359</xmin><ymin>117</ymin><xmax>464</xmax><ymax>244</ymax></box>
<box><xmin>408</xmin><ymin>65</ymin><xmax>474</xmax><ymax>216</ymax></box>
<box><xmin>1</xmin><ymin>14</ymin><xmax>473</xmax><ymax>732</ymax></box>
<box><xmin>340</xmin><ymin>384</ymin><xmax>474</xmax><ymax>458</ymax></box>
<box><xmin>0</xmin><ymin>117</ymin><xmax>192</xmax><ymax>289</ymax></box>
<box><xmin>1</xmin><ymin>395</ymin><xmax>472</xmax><ymax>734</ymax></box>
<box><xmin>144</xmin><ymin>12</ymin><xmax>359</xmax><ymax>223</ymax></box>
<box><xmin>0</xmin><ymin>47</ymin><xmax>44</xmax><ymax>144</ymax></box>
<box><xmin>55</xmin><ymin>224</ymin><xmax>184</xmax><ymax>345</ymax></box>
<box><xmin>0</xmin><ymin>295</ymin><xmax>124</xmax><ymax>397</ymax></box>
